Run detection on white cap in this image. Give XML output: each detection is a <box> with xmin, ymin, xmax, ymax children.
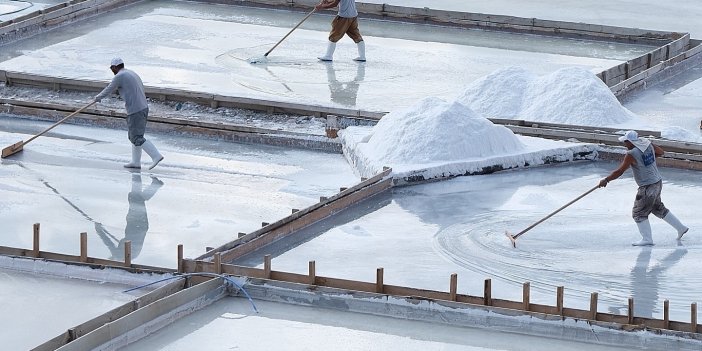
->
<box><xmin>618</xmin><ymin>130</ymin><xmax>651</xmax><ymax>152</ymax></box>
<box><xmin>110</xmin><ymin>57</ymin><xmax>124</xmax><ymax>66</ymax></box>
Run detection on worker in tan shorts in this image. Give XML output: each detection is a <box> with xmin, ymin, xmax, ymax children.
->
<box><xmin>315</xmin><ymin>0</ymin><xmax>366</xmax><ymax>62</ymax></box>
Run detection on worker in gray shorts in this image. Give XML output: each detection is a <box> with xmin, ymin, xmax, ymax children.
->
<box><xmin>95</xmin><ymin>58</ymin><xmax>163</xmax><ymax>170</ymax></box>
<box><xmin>316</xmin><ymin>0</ymin><xmax>366</xmax><ymax>62</ymax></box>
<box><xmin>598</xmin><ymin>130</ymin><xmax>688</xmax><ymax>246</ymax></box>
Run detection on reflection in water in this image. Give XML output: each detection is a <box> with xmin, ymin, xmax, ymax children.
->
<box><xmin>619</xmin><ymin>246</ymin><xmax>688</xmax><ymax>318</ymax></box>
<box><xmin>95</xmin><ymin>174</ymin><xmax>163</xmax><ymax>260</ymax></box>
<box><xmin>325</xmin><ymin>62</ymin><xmax>365</xmax><ymax>107</ymax></box>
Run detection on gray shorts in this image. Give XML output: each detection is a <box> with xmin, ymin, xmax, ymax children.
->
<box><xmin>127</xmin><ymin>107</ymin><xmax>148</xmax><ymax>146</ymax></box>
<box><xmin>632</xmin><ymin>180</ymin><xmax>668</xmax><ymax>222</ymax></box>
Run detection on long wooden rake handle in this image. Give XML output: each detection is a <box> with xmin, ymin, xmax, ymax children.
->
<box><xmin>264</xmin><ymin>8</ymin><xmax>316</xmax><ymax>57</ymax></box>
<box><xmin>24</xmin><ymin>101</ymin><xmax>97</xmax><ymax>145</ymax></box>
<box><xmin>506</xmin><ymin>185</ymin><xmax>599</xmax><ymax>247</ymax></box>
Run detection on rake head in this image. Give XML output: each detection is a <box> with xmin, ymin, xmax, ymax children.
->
<box><xmin>1</xmin><ymin>140</ymin><xmax>24</xmax><ymax>158</ymax></box>
<box><xmin>505</xmin><ymin>231</ymin><xmax>518</xmax><ymax>248</ymax></box>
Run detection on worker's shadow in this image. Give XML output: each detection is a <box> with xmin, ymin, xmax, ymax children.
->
<box><xmin>95</xmin><ymin>174</ymin><xmax>164</xmax><ymax>261</ymax></box>
<box><xmin>325</xmin><ymin>62</ymin><xmax>365</xmax><ymax>107</ymax></box>
<box><xmin>609</xmin><ymin>245</ymin><xmax>687</xmax><ymax>318</ymax></box>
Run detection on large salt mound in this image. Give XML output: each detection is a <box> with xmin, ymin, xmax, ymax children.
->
<box><xmin>360</xmin><ymin>97</ymin><xmax>524</xmax><ymax>164</ymax></box>
<box><xmin>456</xmin><ymin>66</ymin><xmax>638</xmax><ymax>126</ymax></box>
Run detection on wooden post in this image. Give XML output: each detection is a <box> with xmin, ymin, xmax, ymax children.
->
<box><xmin>376</xmin><ymin>268</ymin><xmax>384</xmax><ymax>293</ymax></box>
<box><xmin>177</xmin><ymin>244</ymin><xmax>183</xmax><ymax>274</ymax></box>
<box><xmin>32</xmin><ymin>223</ymin><xmax>40</xmax><ymax>258</ymax></box>
<box><xmin>262</xmin><ymin>222</ymin><xmax>269</xmax><ymax>227</ymax></box>
<box><xmin>123</xmin><ymin>240</ymin><xmax>131</xmax><ymax>267</ymax></box>
<box><xmin>523</xmin><ymin>282</ymin><xmax>530</xmax><ymax>311</ymax></box>
<box><xmin>238</xmin><ymin>232</ymin><xmax>246</xmax><ymax>238</ymax></box>
<box><xmin>624</xmin><ymin>62</ymin><xmax>630</xmax><ymax>79</ymax></box>
<box><xmin>556</xmin><ymin>286</ymin><xmax>564</xmax><ymax>315</ymax></box>
<box><xmin>263</xmin><ymin>254</ymin><xmax>271</xmax><ymax>279</ymax></box>
<box><xmin>449</xmin><ymin>274</ymin><xmax>457</xmax><ymax>301</ymax></box>
<box><xmin>292</xmin><ymin>209</ymin><xmax>299</xmax><ymax>213</ymax></box>
<box><xmin>214</xmin><ymin>253</ymin><xmax>222</xmax><ymax>274</ymax></box>
<box><xmin>205</xmin><ymin>246</ymin><xmax>214</xmax><ymax>252</ymax></box>
<box><xmin>484</xmin><ymin>279</ymin><xmax>492</xmax><ymax>306</ymax></box>
<box><xmin>664</xmin><ymin>300</ymin><xmax>670</xmax><ymax>329</ymax></box>
<box><xmin>308</xmin><ymin>261</ymin><xmax>316</xmax><ymax>285</ymax></box>
<box><xmin>590</xmin><ymin>293</ymin><xmax>598</xmax><ymax>320</ymax></box>
<box><xmin>79</xmin><ymin>232</ymin><xmax>87</xmax><ymax>263</ymax></box>
<box><xmin>319</xmin><ymin>196</ymin><xmax>327</xmax><ymax>202</ymax></box>
<box><xmin>628</xmin><ymin>297</ymin><xmax>634</xmax><ymax>324</ymax></box>
<box><xmin>340</xmin><ymin>187</ymin><xmax>348</xmax><ymax>192</ymax></box>
<box><xmin>692</xmin><ymin>303</ymin><xmax>698</xmax><ymax>333</ymax></box>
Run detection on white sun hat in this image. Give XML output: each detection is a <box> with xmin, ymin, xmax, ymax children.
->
<box><xmin>618</xmin><ymin>130</ymin><xmax>651</xmax><ymax>152</ymax></box>
<box><xmin>110</xmin><ymin>57</ymin><xmax>124</xmax><ymax>66</ymax></box>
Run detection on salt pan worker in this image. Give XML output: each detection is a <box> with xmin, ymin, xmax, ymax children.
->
<box><xmin>94</xmin><ymin>58</ymin><xmax>163</xmax><ymax>170</ymax></box>
<box><xmin>316</xmin><ymin>0</ymin><xmax>366</xmax><ymax>62</ymax></box>
<box><xmin>598</xmin><ymin>130</ymin><xmax>688</xmax><ymax>246</ymax></box>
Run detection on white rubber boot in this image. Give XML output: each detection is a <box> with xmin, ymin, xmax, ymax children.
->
<box><xmin>318</xmin><ymin>41</ymin><xmax>336</xmax><ymax>61</ymax></box>
<box><xmin>141</xmin><ymin>140</ymin><xmax>164</xmax><ymax>170</ymax></box>
<box><xmin>662</xmin><ymin>212</ymin><xmax>689</xmax><ymax>239</ymax></box>
<box><xmin>124</xmin><ymin>145</ymin><xmax>142</xmax><ymax>169</ymax></box>
<box><xmin>632</xmin><ymin>219</ymin><xmax>654</xmax><ymax>246</ymax></box>
<box><xmin>353</xmin><ymin>41</ymin><xmax>366</xmax><ymax>62</ymax></box>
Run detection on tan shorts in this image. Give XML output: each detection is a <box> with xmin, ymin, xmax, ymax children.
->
<box><xmin>632</xmin><ymin>180</ymin><xmax>668</xmax><ymax>222</ymax></box>
<box><xmin>328</xmin><ymin>16</ymin><xmax>363</xmax><ymax>43</ymax></box>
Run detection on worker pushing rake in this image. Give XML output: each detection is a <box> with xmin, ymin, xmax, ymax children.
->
<box><xmin>506</xmin><ymin>130</ymin><xmax>689</xmax><ymax>248</ymax></box>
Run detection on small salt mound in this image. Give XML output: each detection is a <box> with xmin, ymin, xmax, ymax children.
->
<box><xmin>361</xmin><ymin>97</ymin><xmax>525</xmax><ymax>164</ymax></box>
<box><xmin>457</xmin><ymin>66</ymin><xmax>637</xmax><ymax>126</ymax></box>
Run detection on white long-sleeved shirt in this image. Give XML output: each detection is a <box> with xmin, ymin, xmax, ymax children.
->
<box><xmin>96</xmin><ymin>68</ymin><xmax>148</xmax><ymax>114</ymax></box>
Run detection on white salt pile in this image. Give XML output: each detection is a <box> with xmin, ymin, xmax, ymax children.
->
<box><xmin>359</xmin><ymin>97</ymin><xmax>525</xmax><ymax>165</ymax></box>
<box><xmin>456</xmin><ymin>66</ymin><xmax>639</xmax><ymax>126</ymax></box>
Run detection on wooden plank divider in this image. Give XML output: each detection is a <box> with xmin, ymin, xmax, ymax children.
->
<box><xmin>308</xmin><ymin>261</ymin><xmax>316</xmax><ymax>285</ymax></box>
<box><xmin>376</xmin><ymin>268</ymin><xmax>384</xmax><ymax>293</ymax></box>
<box><xmin>264</xmin><ymin>255</ymin><xmax>271</xmax><ymax>279</ymax></box>
<box><xmin>590</xmin><ymin>293</ymin><xmax>598</xmax><ymax>320</ymax></box>
<box><xmin>449</xmin><ymin>274</ymin><xmax>457</xmax><ymax>301</ymax></box>
<box><xmin>123</xmin><ymin>240</ymin><xmax>131</xmax><ymax>267</ymax></box>
<box><xmin>177</xmin><ymin>244</ymin><xmax>184</xmax><ymax>274</ymax></box>
<box><xmin>484</xmin><ymin>279</ymin><xmax>492</xmax><ymax>306</ymax></box>
<box><xmin>692</xmin><ymin>303</ymin><xmax>698</xmax><ymax>333</ymax></box>
<box><xmin>523</xmin><ymin>282</ymin><xmax>530</xmax><ymax>311</ymax></box>
<box><xmin>80</xmin><ymin>232</ymin><xmax>87</xmax><ymax>263</ymax></box>
<box><xmin>33</xmin><ymin>223</ymin><xmax>40</xmax><ymax>258</ymax></box>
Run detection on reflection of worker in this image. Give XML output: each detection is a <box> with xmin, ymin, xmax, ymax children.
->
<box><xmin>599</xmin><ymin>130</ymin><xmax>688</xmax><ymax>246</ymax></box>
<box><xmin>95</xmin><ymin>174</ymin><xmax>163</xmax><ymax>260</ymax></box>
<box><xmin>630</xmin><ymin>246</ymin><xmax>687</xmax><ymax>318</ymax></box>
<box><xmin>326</xmin><ymin>62</ymin><xmax>365</xmax><ymax>107</ymax></box>
<box><xmin>94</xmin><ymin>57</ymin><xmax>164</xmax><ymax>170</ymax></box>
<box><xmin>316</xmin><ymin>0</ymin><xmax>366</xmax><ymax>62</ymax></box>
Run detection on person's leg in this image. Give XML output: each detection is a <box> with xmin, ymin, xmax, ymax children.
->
<box><xmin>319</xmin><ymin>17</ymin><xmax>345</xmax><ymax>61</ymax></box>
<box><xmin>649</xmin><ymin>183</ymin><xmax>689</xmax><ymax>239</ymax></box>
<box><xmin>137</xmin><ymin>108</ymin><xmax>163</xmax><ymax>170</ymax></box>
<box><xmin>346</xmin><ymin>18</ymin><xmax>365</xmax><ymax>61</ymax></box>
<box><xmin>125</xmin><ymin>110</ymin><xmax>148</xmax><ymax>168</ymax></box>
<box><xmin>632</xmin><ymin>184</ymin><xmax>656</xmax><ymax>246</ymax></box>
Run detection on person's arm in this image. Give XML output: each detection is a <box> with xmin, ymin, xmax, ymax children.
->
<box><xmin>599</xmin><ymin>153</ymin><xmax>635</xmax><ymax>188</ymax></box>
<box><xmin>653</xmin><ymin>143</ymin><xmax>664</xmax><ymax>157</ymax></box>
<box><xmin>315</xmin><ymin>0</ymin><xmax>340</xmax><ymax>10</ymax></box>
<box><xmin>94</xmin><ymin>74</ymin><xmax>121</xmax><ymax>102</ymax></box>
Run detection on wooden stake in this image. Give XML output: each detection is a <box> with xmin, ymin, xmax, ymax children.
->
<box><xmin>262</xmin><ymin>222</ymin><xmax>269</xmax><ymax>227</ymax></box>
<box><xmin>590</xmin><ymin>293</ymin><xmax>598</xmax><ymax>320</ymax></box>
<box><xmin>177</xmin><ymin>244</ymin><xmax>183</xmax><ymax>274</ymax></box>
<box><xmin>628</xmin><ymin>297</ymin><xmax>634</xmax><ymax>324</ymax></box>
<box><xmin>556</xmin><ymin>286</ymin><xmax>564</xmax><ymax>315</ymax></box>
<box><xmin>292</xmin><ymin>209</ymin><xmax>299</xmax><ymax>213</ymax></box>
<box><xmin>214</xmin><ymin>253</ymin><xmax>222</xmax><ymax>274</ymax></box>
<box><xmin>692</xmin><ymin>302</ymin><xmax>698</xmax><ymax>333</ymax></box>
<box><xmin>484</xmin><ymin>279</ymin><xmax>492</xmax><ymax>306</ymax></box>
<box><xmin>124</xmin><ymin>241</ymin><xmax>131</xmax><ymax>267</ymax></box>
<box><xmin>340</xmin><ymin>187</ymin><xmax>348</xmax><ymax>192</ymax></box>
<box><xmin>79</xmin><ymin>232</ymin><xmax>87</xmax><ymax>263</ymax></box>
<box><xmin>308</xmin><ymin>261</ymin><xmax>316</xmax><ymax>285</ymax></box>
<box><xmin>319</xmin><ymin>196</ymin><xmax>327</xmax><ymax>202</ymax></box>
<box><xmin>523</xmin><ymin>282</ymin><xmax>531</xmax><ymax>311</ymax></box>
<box><xmin>449</xmin><ymin>274</ymin><xmax>458</xmax><ymax>301</ymax></box>
<box><xmin>263</xmin><ymin>254</ymin><xmax>271</xmax><ymax>279</ymax></box>
<box><xmin>33</xmin><ymin>223</ymin><xmax>40</xmax><ymax>258</ymax></box>
<box><xmin>376</xmin><ymin>268</ymin><xmax>384</xmax><ymax>293</ymax></box>
<box><xmin>664</xmin><ymin>300</ymin><xmax>670</xmax><ymax>329</ymax></box>
<box><xmin>238</xmin><ymin>232</ymin><xmax>246</xmax><ymax>238</ymax></box>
